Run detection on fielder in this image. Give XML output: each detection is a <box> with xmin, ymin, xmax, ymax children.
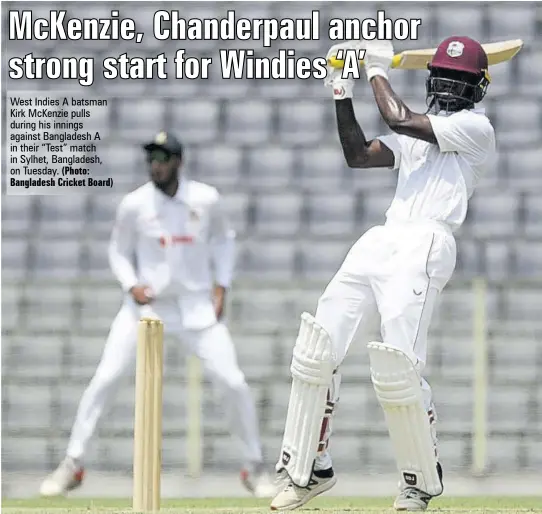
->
<box><xmin>40</xmin><ymin>132</ymin><xmax>274</xmax><ymax>498</ymax></box>
<box><xmin>272</xmin><ymin>36</ymin><xmax>496</xmax><ymax>511</ymax></box>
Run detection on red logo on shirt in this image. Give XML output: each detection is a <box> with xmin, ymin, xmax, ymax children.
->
<box><xmin>159</xmin><ymin>235</ymin><xmax>194</xmax><ymax>247</ymax></box>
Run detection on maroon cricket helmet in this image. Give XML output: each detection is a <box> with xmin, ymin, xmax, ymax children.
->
<box><xmin>429</xmin><ymin>36</ymin><xmax>488</xmax><ymax>76</ymax></box>
<box><xmin>426</xmin><ymin>36</ymin><xmax>490</xmax><ymax>112</ymax></box>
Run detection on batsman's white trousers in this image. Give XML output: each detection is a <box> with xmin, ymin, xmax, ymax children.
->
<box><xmin>66</xmin><ymin>297</ymin><xmax>263</xmax><ymax>468</ymax></box>
<box><xmin>314</xmin><ymin>219</ymin><xmax>456</xmax><ymax>470</ymax></box>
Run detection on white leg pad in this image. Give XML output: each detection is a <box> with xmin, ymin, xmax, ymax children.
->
<box><xmin>368</xmin><ymin>342</ymin><xmax>443</xmax><ymax>497</ymax></box>
<box><xmin>276</xmin><ymin>312</ymin><xmax>336</xmax><ymax>487</ymax></box>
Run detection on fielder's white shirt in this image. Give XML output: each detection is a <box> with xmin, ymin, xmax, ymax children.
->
<box><xmin>377</xmin><ymin>108</ymin><xmax>496</xmax><ymax>232</ymax></box>
<box><xmin>108</xmin><ymin>179</ymin><xmax>235</xmax><ymax>328</ymax></box>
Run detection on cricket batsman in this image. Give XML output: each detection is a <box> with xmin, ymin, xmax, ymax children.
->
<box><xmin>271</xmin><ymin>36</ymin><xmax>496</xmax><ymax>511</ymax></box>
<box><xmin>40</xmin><ymin>132</ymin><xmax>274</xmax><ymax>498</ymax></box>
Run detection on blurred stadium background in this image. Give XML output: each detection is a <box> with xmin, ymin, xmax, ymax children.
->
<box><xmin>2</xmin><ymin>0</ymin><xmax>541</xmax><ymax>499</ymax></box>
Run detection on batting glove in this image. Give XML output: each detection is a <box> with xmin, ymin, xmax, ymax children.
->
<box><xmin>324</xmin><ymin>42</ymin><xmax>363</xmax><ymax>100</ymax></box>
<box><xmin>363</xmin><ymin>39</ymin><xmax>394</xmax><ymax>82</ymax></box>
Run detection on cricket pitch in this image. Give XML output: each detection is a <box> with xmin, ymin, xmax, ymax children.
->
<box><xmin>3</xmin><ymin>496</ymin><xmax>542</xmax><ymax>514</ymax></box>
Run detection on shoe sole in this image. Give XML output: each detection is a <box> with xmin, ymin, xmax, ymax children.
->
<box><xmin>394</xmin><ymin>501</ymin><xmax>429</xmax><ymax>511</ymax></box>
<box><xmin>270</xmin><ymin>476</ymin><xmax>337</xmax><ymax>511</ymax></box>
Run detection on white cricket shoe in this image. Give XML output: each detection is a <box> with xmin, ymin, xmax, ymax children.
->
<box><xmin>39</xmin><ymin>457</ymin><xmax>84</xmax><ymax>497</ymax></box>
<box><xmin>393</xmin><ymin>463</ymin><xmax>443</xmax><ymax>511</ymax></box>
<box><xmin>240</xmin><ymin>465</ymin><xmax>277</xmax><ymax>498</ymax></box>
<box><xmin>393</xmin><ymin>488</ymin><xmax>433</xmax><ymax>511</ymax></box>
<box><xmin>270</xmin><ymin>469</ymin><xmax>337</xmax><ymax>511</ymax></box>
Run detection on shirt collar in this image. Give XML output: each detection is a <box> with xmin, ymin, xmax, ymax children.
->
<box><xmin>436</xmin><ymin>107</ymin><xmax>486</xmax><ymax>117</ymax></box>
<box><xmin>173</xmin><ymin>178</ymin><xmax>188</xmax><ymax>202</ymax></box>
<box><xmin>152</xmin><ymin>177</ymin><xmax>188</xmax><ymax>204</ymax></box>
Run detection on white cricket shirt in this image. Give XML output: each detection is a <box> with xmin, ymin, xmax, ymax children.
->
<box><xmin>108</xmin><ymin>178</ymin><xmax>236</xmax><ymax>296</ymax></box>
<box><xmin>377</xmin><ymin>108</ymin><xmax>496</xmax><ymax>232</ymax></box>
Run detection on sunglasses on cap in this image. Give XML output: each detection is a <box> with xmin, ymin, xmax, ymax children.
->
<box><xmin>147</xmin><ymin>149</ymin><xmax>173</xmax><ymax>163</ymax></box>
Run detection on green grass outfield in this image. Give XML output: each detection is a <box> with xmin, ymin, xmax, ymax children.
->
<box><xmin>3</xmin><ymin>497</ymin><xmax>542</xmax><ymax>514</ymax></box>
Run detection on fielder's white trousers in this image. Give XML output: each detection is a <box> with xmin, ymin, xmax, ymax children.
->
<box><xmin>66</xmin><ymin>297</ymin><xmax>263</xmax><ymax>469</ymax></box>
<box><xmin>313</xmin><ymin>220</ymin><xmax>457</xmax><ymax>470</ymax></box>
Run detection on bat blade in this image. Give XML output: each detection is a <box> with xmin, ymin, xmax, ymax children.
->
<box><xmin>328</xmin><ymin>39</ymin><xmax>524</xmax><ymax>70</ymax></box>
<box><xmin>397</xmin><ymin>38</ymin><xmax>524</xmax><ymax>69</ymax></box>
<box><xmin>482</xmin><ymin>39</ymin><xmax>524</xmax><ymax>66</ymax></box>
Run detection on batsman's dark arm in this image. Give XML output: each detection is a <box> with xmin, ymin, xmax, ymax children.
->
<box><xmin>369</xmin><ymin>76</ymin><xmax>437</xmax><ymax>145</ymax></box>
<box><xmin>335</xmin><ymin>99</ymin><xmax>395</xmax><ymax>169</ymax></box>
<box><xmin>335</xmin><ymin>99</ymin><xmax>370</xmax><ymax>168</ymax></box>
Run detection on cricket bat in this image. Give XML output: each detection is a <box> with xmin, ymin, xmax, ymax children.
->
<box><xmin>328</xmin><ymin>39</ymin><xmax>523</xmax><ymax>70</ymax></box>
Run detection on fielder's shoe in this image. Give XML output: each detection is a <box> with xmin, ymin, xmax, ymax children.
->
<box><xmin>393</xmin><ymin>463</ymin><xmax>443</xmax><ymax>511</ymax></box>
<box><xmin>241</xmin><ymin>464</ymin><xmax>276</xmax><ymax>498</ymax></box>
<box><xmin>39</xmin><ymin>457</ymin><xmax>84</xmax><ymax>497</ymax></box>
<box><xmin>270</xmin><ymin>468</ymin><xmax>337</xmax><ymax>511</ymax></box>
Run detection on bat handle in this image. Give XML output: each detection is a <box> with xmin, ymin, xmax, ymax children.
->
<box><xmin>390</xmin><ymin>54</ymin><xmax>403</xmax><ymax>69</ymax></box>
<box><xmin>328</xmin><ymin>53</ymin><xmax>403</xmax><ymax>70</ymax></box>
